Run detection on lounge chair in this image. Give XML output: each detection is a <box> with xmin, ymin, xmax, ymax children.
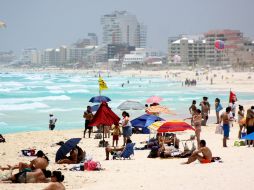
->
<box><xmin>112</xmin><ymin>143</ymin><xmax>135</xmax><ymax>160</ymax></box>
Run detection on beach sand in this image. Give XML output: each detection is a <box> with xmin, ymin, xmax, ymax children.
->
<box><xmin>0</xmin><ymin>122</ymin><xmax>254</xmax><ymax>190</ymax></box>
<box><xmin>0</xmin><ymin>69</ymin><xmax>254</xmax><ymax>190</ymax></box>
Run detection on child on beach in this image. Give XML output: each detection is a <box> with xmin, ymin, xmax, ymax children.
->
<box><xmin>112</xmin><ymin>125</ymin><xmax>121</xmax><ymax>147</ymax></box>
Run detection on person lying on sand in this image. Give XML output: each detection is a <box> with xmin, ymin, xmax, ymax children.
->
<box><xmin>1</xmin><ymin>150</ymin><xmax>49</xmax><ymax>172</ymax></box>
<box><xmin>0</xmin><ymin>167</ymin><xmax>51</xmax><ymax>183</ymax></box>
<box><xmin>183</xmin><ymin>140</ymin><xmax>212</xmax><ymax>164</ymax></box>
<box><xmin>43</xmin><ymin>171</ymin><xmax>65</xmax><ymax>190</ymax></box>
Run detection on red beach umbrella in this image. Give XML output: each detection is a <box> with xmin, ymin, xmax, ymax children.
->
<box><xmin>89</xmin><ymin>102</ymin><xmax>120</xmax><ymax>127</ymax></box>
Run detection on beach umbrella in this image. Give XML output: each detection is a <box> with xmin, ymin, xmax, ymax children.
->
<box><xmin>55</xmin><ymin>138</ymin><xmax>81</xmax><ymax>162</ymax></box>
<box><xmin>117</xmin><ymin>100</ymin><xmax>145</xmax><ymax>110</ymax></box>
<box><xmin>131</xmin><ymin>114</ymin><xmax>165</xmax><ymax>134</ymax></box>
<box><xmin>148</xmin><ymin>120</ymin><xmax>194</xmax><ymax>133</ymax></box>
<box><xmin>146</xmin><ymin>96</ymin><xmax>163</xmax><ymax>104</ymax></box>
<box><xmin>89</xmin><ymin>96</ymin><xmax>111</xmax><ymax>103</ymax></box>
<box><xmin>91</xmin><ymin>104</ymin><xmax>100</xmax><ymax>112</ymax></box>
<box><xmin>241</xmin><ymin>132</ymin><xmax>254</xmax><ymax>140</ymax></box>
<box><xmin>146</xmin><ymin>105</ymin><xmax>176</xmax><ymax>115</ymax></box>
<box><xmin>0</xmin><ymin>20</ymin><xmax>6</xmax><ymax>28</ymax></box>
<box><xmin>89</xmin><ymin>102</ymin><xmax>120</xmax><ymax>146</ymax></box>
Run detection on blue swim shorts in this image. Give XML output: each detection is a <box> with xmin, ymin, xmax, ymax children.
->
<box><xmin>223</xmin><ymin>124</ymin><xmax>230</xmax><ymax>138</ymax></box>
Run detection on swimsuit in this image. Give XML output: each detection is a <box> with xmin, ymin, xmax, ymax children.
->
<box><xmin>13</xmin><ymin>171</ymin><xmax>27</xmax><ymax>183</ymax></box>
<box><xmin>200</xmin><ymin>159</ymin><xmax>211</xmax><ymax>164</ymax></box>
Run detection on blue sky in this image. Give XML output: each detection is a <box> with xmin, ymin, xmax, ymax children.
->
<box><xmin>0</xmin><ymin>0</ymin><xmax>253</xmax><ymax>54</ymax></box>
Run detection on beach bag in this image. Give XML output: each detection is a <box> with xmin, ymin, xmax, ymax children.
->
<box><xmin>215</xmin><ymin>124</ymin><xmax>223</xmax><ymax>134</ymax></box>
<box><xmin>94</xmin><ymin>133</ymin><xmax>102</xmax><ymax>139</ymax></box>
<box><xmin>147</xmin><ymin>146</ymin><xmax>159</xmax><ymax>158</ymax></box>
<box><xmin>216</xmin><ymin>103</ymin><xmax>223</xmax><ymax>112</ymax></box>
<box><xmin>86</xmin><ymin>161</ymin><xmax>102</xmax><ymax>171</ymax></box>
<box><xmin>0</xmin><ymin>134</ymin><xmax>5</xmax><ymax>143</ymax></box>
<box><xmin>98</xmin><ymin>140</ymin><xmax>109</xmax><ymax>147</ymax></box>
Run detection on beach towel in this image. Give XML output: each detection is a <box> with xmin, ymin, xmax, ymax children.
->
<box><xmin>21</xmin><ymin>149</ymin><xmax>36</xmax><ymax>156</ymax></box>
<box><xmin>216</xmin><ymin>103</ymin><xmax>223</xmax><ymax>112</ymax></box>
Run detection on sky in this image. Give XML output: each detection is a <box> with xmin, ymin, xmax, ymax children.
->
<box><xmin>0</xmin><ymin>0</ymin><xmax>253</xmax><ymax>54</ymax></box>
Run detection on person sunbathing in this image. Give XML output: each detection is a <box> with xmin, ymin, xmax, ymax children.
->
<box><xmin>105</xmin><ymin>139</ymin><xmax>134</xmax><ymax>160</ymax></box>
<box><xmin>43</xmin><ymin>171</ymin><xmax>65</xmax><ymax>190</ymax></box>
<box><xmin>183</xmin><ymin>140</ymin><xmax>212</xmax><ymax>164</ymax></box>
<box><xmin>57</xmin><ymin>147</ymin><xmax>78</xmax><ymax>164</ymax></box>
<box><xmin>1</xmin><ymin>150</ymin><xmax>49</xmax><ymax>172</ymax></box>
<box><xmin>1</xmin><ymin>167</ymin><xmax>51</xmax><ymax>183</ymax></box>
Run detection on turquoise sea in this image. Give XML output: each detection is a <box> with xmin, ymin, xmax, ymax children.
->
<box><xmin>0</xmin><ymin>72</ymin><xmax>254</xmax><ymax>134</ymax></box>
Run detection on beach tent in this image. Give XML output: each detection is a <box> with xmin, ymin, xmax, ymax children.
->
<box><xmin>131</xmin><ymin>114</ymin><xmax>165</xmax><ymax>134</ymax></box>
<box><xmin>89</xmin><ymin>102</ymin><xmax>120</xmax><ymax>145</ymax></box>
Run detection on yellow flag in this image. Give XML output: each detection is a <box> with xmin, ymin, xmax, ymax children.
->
<box><xmin>98</xmin><ymin>76</ymin><xmax>108</xmax><ymax>91</ymax></box>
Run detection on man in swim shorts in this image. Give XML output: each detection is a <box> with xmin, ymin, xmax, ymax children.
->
<box><xmin>183</xmin><ymin>140</ymin><xmax>212</xmax><ymax>164</ymax></box>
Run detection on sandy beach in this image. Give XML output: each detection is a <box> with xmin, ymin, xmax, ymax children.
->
<box><xmin>1</xmin><ymin>122</ymin><xmax>254</xmax><ymax>190</ymax></box>
<box><xmin>0</xmin><ymin>69</ymin><xmax>254</xmax><ymax>190</ymax></box>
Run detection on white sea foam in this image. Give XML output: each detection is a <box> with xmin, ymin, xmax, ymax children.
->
<box><xmin>0</xmin><ymin>102</ymin><xmax>49</xmax><ymax>111</ymax></box>
<box><xmin>38</xmin><ymin>108</ymin><xmax>82</xmax><ymax>113</ymax></box>
<box><xmin>0</xmin><ymin>95</ymin><xmax>71</xmax><ymax>104</ymax></box>
<box><xmin>49</xmin><ymin>90</ymin><xmax>65</xmax><ymax>94</ymax></box>
<box><xmin>0</xmin><ymin>122</ymin><xmax>8</xmax><ymax>126</ymax></box>
<box><xmin>67</xmin><ymin>89</ymin><xmax>89</xmax><ymax>93</ymax></box>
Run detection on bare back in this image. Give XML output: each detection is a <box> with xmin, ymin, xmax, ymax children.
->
<box><xmin>43</xmin><ymin>182</ymin><xmax>65</xmax><ymax>190</ymax></box>
<box><xmin>200</xmin><ymin>147</ymin><xmax>212</xmax><ymax>160</ymax></box>
<box><xmin>26</xmin><ymin>169</ymin><xmax>48</xmax><ymax>183</ymax></box>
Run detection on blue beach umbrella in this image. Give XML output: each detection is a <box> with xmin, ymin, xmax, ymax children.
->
<box><xmin>55</xmin><ymin>138</ymin><xmax>81</xmax><ymax>162</ymax></box>
<box><xmin>89</xmin><ymin>96</ymin><xmax>111</xmax><ymax>103</ymax></box>
<box><xmin>91</xmin><ymin>104</ymin><xmax>100</xmax><ymax>112</ymax></box>
<box><xmin>241</xmin><ymin>132</ymin><xmax>254</xmax><ymax>140</ymax></box>
<box><xmin>131</xmin><ymin>114</ymin><xmax>165</xmax><ymax>134</ymax></box>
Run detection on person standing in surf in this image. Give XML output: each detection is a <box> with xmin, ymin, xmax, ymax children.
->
<box><xmin>49</xmin><ymin>114</ymin><xmax>57</xmax><ymax>130</ymax></box>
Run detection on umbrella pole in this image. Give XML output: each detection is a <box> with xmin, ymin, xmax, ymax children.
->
<box><xmin>103</xmin><ymin>125</ymin><xmax>105</xmax><ymax>147</ymax></box>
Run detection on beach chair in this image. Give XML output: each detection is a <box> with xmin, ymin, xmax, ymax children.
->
<box><xmin>112</xmin><ymin>143</ymin><xmax>135</xmax><ymax>160</ymax></box>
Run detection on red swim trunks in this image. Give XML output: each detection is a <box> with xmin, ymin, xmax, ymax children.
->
<box><xmin>200</xmin><ymin>159</ymin><xmax>211</xmax><ymax>164</ymax></box>
<box><xmin>113</xmin><ymin>135</ymin><xmax>119</xmax><ymax>141</ymax></box>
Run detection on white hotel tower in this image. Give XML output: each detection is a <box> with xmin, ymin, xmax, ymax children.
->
<box><xmin>101</xmin><ymin>11</ymin><xmax>147</xmax><ymax>48</ymax></box>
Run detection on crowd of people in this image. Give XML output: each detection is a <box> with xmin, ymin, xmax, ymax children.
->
<box><xmin>188</xmin><ymin>96</ymin><xmax>254</xmax><ymax>148</ymax></box>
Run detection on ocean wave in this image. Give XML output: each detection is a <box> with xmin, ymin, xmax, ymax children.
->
<box><xmin>0</xmin><ymin>102</ymin><xmax>49</xmax><ymax>111</ymax></box>
<box><xmin>67</xmin><ymin>89</ymin><xmax>90</xmax><ymax>94</ymax></box>
<box><xmin>0</xmin><ymin>95</ymin><xmax>71</xmax><ymax>104</ymax></box>
<box><xmin>0</xmin><ymin>122</ymin><xmax>8</xmax><ymax>126</ymax></box>
<box><xmin>38</xmin><ymin>108</ymin><xmax>82</xmax><ymax>113</ymax></box>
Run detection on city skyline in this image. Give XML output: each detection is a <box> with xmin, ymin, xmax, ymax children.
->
<box><xmin>0</xmin><ymin>0</ymin><xmax>254</xmax><ymax>54</ymax></box>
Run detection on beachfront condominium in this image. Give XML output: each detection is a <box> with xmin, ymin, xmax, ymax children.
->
<box><xmin>204</xmin><ymin>29</ymin><xmax>244</xmax><ymax>66</ymax></box>
<box><xmin>101</xmin><ymin>11</ymin><xmax>147</xmax><ymax>48</ymax></box>
<box><xmin>168</xmin><ymin>35</ymin><xmax>206</xmax><ymax>65</ymax></box>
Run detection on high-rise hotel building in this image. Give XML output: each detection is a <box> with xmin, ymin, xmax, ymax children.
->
<box><xmin>101</xmin><ymin>11</ymin><xmax>147</xmax><ymax>48</ymax></box>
